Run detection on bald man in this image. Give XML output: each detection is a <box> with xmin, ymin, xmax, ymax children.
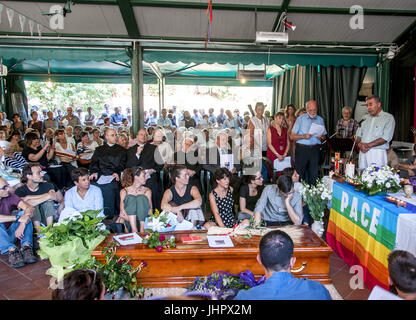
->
<box><xmin>126</xmin><ymin>129</ymin><xmax>164</xmax><ymax>211</ymax></box>
<box><xmin>90</xmin><ymin>128</ymin><xmax>127</xmax><ymax>219</ymax></box>
<box><xmin>290</xmin><ymin>100</ymin><xmax>327</xmax><ymax>186</ymax></box>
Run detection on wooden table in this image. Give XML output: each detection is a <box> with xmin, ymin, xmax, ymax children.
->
<box><xmin>91</xmin><ymin>225</ymin><xmax>332</xmax><ymax>288</ymax></box>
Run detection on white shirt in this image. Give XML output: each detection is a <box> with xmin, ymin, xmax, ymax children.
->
<box><xmin>61</xmin><ymin>185</ymin><xmax>104</xmax><ymax>221</ymax></box>
<box><xmin>250</xmin><ymin>116</ymin><xmax>270</xmax><ymax>152</ymax></box>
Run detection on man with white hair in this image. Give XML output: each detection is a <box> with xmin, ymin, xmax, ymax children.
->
<box><xmin>290</xmin><ymin>100</ymin><xmax>327</xmax><ymax>186</ymax></box>
<box><xmin>356</xmin><ymin>95</ymin><xmax>395</xmax><ymax>169</ymax></box>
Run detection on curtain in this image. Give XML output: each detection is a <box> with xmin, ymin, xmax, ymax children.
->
<box><xmin>315</xmin><ymin>66</ymin><xmax>367</xmax><ymax>136</ymax></box>
<box><xmin>274</xmin><ymin>65</ymin><xmax>316</xmax><ymax>113</ymax></box>
<box><xmin>0</xmin><ymin>78</ymin><xmax>6</xmax><ymax>113</ymax></box>
<box><xmin>389</xmin><ymin>64</ymin><xmax>414</xmax><ymax>142</ymax></box>
<box><xmin>5</xmin><ymin>75</ymin><xmax>29</xmax><ymax>123</ymax></box>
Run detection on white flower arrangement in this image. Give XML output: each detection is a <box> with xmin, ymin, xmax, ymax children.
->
<box><xmin>299</xmin><ymin>178</ymin><xmax>332</xmax><ymax>222</ymax></box>
<box><xmin>355</xmin><ymin>165</ymin><xmax>401</xmax><ymax>196</ymax></box>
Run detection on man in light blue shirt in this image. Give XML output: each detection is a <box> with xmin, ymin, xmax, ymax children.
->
<box><xmin>147</xmin><ymin>110</ymin><xmax>158</xmax><ymax>126</ymax></box>
<box><xmin>290</xmin><ymin>100</ymin><xmax>327</xmax><ymax>185</ymax></box>
<box><xmin>356</xmin><ymin>95</ymin><xmax>395</xmax><ymax>169</ymax></box>
<box><xmin>60</xmin><ymin>168</ymin><xmax>104</xmax><ymax>221</ymax></box>
<box><xmin>157</xmin><ymin>108</ymin><xmax>172</xmax><ymax>128</ymax></box>
<box><xmin>234</xmin><ymin>230</ymin><xmax>331</xmax><ymax>300</ymax></box>
<box><xmin>110</xmin><ymin>107</ymin><xmax>124</xmax><ymax>126</ymax></box>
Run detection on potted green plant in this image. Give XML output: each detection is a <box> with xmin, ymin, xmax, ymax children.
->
<box><xmin>37</xmin><ymin>209</ymin><xmax>109</xmax><ymax>280</ymax></box>
<box><xmin>76</xmin><ymin>241</ymin><xmax>146</xmax><ymax>300</ymax></box>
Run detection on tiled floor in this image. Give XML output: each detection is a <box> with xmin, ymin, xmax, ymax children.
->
<box><xmin>0</xmin><ymin>249</ymin><xmax>371</xmax><ymax>300</ymax></box>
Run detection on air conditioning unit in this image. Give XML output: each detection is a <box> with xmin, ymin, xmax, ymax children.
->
<box><xmin>236</xmin><ymin>69</ymin><xmax>266</xmax><ymax>81</ymax></box>
<box><xmin>255</xmin><ymin>31</ymin><xmax>289</xmax><ymax>45</ymax></box>
<box><xmin>0</xmin><ymin>64</ymin><xmax>7</xmax><ymax>77</ymax></box>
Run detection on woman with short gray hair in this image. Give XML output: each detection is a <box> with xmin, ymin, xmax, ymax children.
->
<box><xmin>335</xmin><ymin>106</ymin><xmax>359</xmax><ymax>139</ymax></box>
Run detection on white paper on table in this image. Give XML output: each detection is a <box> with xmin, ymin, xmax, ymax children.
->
<box><xmin>368</xmin><ymin>285</ymin><xmax>402</xmax><ymax>300</ymax></box>
<box><xmin>96</xmin><ymin>175</ymin><xmax>115</xmax><ymax>185</ymax></box>
<box><xmin>174</xmin><ymin>219</ymin><xmax>194</xmax><ymax>231</ymax></box>
<box><xmin>273</xmin><ymin>156</ymin><xmax>291</xmax><ymax>171</ymax></box>
<box><xmin>220</xmin><ymin>154</ymin><xmax>234</xmax><ymax>172</ymax></box>
<box><xmin>113</xmin><ymin>233</ymin><xmax>143</xmax><ymax>246</ymax></box>
<box><xmin>308</xmin><ymin>123</ymin><xmax>326</xmax><ymax>137</ymax></box>
<box><xmin>207</xmin><ymin>235</ymin><xmax>234</xmax><ymax>248</ymax></box>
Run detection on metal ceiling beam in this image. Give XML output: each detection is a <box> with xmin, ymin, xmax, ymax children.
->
<box><xmin>130</xmin><ymin>0</ymin><xmax>281</xmax><ymax>12</ymax></box>
<box><xmin>148</xmin><ymin>62</ymin><xmax>163</xmax><ymax>80</ymax></box>
<box><xmin>165</xmin><ymin>63</ymin><xmax>203</xmax><ymax>77</ymax></box>
<box><xmin>272</xmin><ymin>0</ymin><xmax>291</xmax><ymax>32</ymax></box>
<box><xmin>6</xmin><ymin>0</ymin><xmax>416</xmax><ymax>16</ymax></box>
<box><xmin>288</xmin><ymin>7</ymin><xmax>416</xmax><ymax>16</ymax></box>
<box><xmin>117</xmin><ymin>0</ymin><xmax>140</xmax><ymax>38</ymax></box>
<box><xmin>394</xmin><ymin>20</ymin><xmax>416</xmax><ymax>45</ymax></box>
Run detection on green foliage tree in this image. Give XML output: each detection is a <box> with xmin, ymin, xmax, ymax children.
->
<box><xmin>26</xmin><ymin>82</ymin><xmax>117</xmax><ymax>115</ymax></box>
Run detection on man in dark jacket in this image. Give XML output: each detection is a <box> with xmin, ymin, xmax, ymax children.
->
<box><xmin>90</xmin><ymin>128</ymin><xmax>126</xmax><ymax>219</ymax></box>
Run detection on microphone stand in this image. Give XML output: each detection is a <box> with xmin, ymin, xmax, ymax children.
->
<box><xmin>348</xmin><ymin>120</ymin><xmax>364</xmax><ymax>162</ymax></box>
<box><xmin>322</xmin><ymin>132</ymin><xmax>337</xmax><ymax>145</ymax></box>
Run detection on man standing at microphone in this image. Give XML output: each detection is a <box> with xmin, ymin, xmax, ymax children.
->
<box><xmin>356</xmin><ymin>95</ymin><xmax>395</xmax><ymax>169</ymax></box>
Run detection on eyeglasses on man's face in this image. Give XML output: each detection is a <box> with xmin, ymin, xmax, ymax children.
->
<box><xmin>0</xmin><ymin>184</ymin><xmax>10</xmax><ymax>190</ymax></box>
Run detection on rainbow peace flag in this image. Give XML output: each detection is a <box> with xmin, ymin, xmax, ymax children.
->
<box><xmin>327</xmin><ymin>182</ymin><xmax>412</xmax><ymax>290</ymax></box>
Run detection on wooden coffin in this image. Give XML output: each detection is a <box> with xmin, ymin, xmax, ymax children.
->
<box><xmin>91</xmin><ymin>225</ymin><xmax>332</xmax><ymax>288</ymax></box>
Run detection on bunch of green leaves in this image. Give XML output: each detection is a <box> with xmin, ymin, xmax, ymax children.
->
<box><xmin>76</xmin><ymin>241</ymin><xmax>146</xmax><ymax>299</ymax></box>
<box><xmin>244</xmin><ymin>217</ymin><xmax>267</xmax><ymax>239</ymax></box>
<box><xmin>142</xmin><ymin>231</ymin><xmax>176</xmax><ymax>252</ymax></box>
<box><xmin>37</xmin><ymin>210</ymin><xmax>109</xmax><ymax>249</ymax></box>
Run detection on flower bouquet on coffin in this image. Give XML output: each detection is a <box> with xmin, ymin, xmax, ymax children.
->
<box><xmin>298</xmin><ymin>178</ymin><xmax>332</xmax><ymax>237</ymax></box>
<box><xmin>186</xmin><ymin>270</ymin><xmax>265</xmax><ymax>300</ymax></box>
<box><xmin>143</xmin><ymin>209</ymin><xmax>177</xmax><ymax>232</ymax></box>
<box><xmin>355</xmin><ymin>165</ymin><xmax>401</xmax><ymax>196</ymax></box>
<box><xmin>37</xmin><ymin>209</ymin><xmax>109</xmax><ymax>281</ymax></box>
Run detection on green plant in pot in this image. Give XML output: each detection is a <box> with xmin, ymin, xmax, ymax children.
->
<box><xmin>76</xmin><ymin>241</ymin><xmax>146</xmax><ymax>299</ymax></box>
<box><xmin>37</xmin><ymin>209</ymin><xmax>109</xmax><ymax>280</ymax></box>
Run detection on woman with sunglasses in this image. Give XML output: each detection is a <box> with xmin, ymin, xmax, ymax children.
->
<box><xmin>236</xmin><ymin>171</ymin><xmax>264</xmax><ymax>221</ymax></box>
<box><xmin>117</xmin><ymin>167</ymin><xmax>152</xmax><ymax>234</ymax></box>
<box><xmin>253</xmin><ymin>174</ymin><xmax>303</xmax><ymax>227</ymax></box>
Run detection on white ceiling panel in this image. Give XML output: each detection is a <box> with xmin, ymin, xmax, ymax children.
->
<box><xmin>287</xmin><ymin>13</ymin><xmax>416</xmax><ymax>43</ymax></box>
<box><xmin>0</xmin><ymin>1</ymin><xmax>127</xmax><ymax>35</ymax></box>
<box><xmin>135</xmin><ymin>6</ymin><xmax>276</xmax><ymax>39</ymax></box>
<box><xmin>290</xmin><ymin>0</ymin><xmax>416</xmax><ymax>10</ymax></box>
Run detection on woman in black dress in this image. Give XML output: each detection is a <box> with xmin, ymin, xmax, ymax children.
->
<box><xmin>204</xmin><ymin>167</ymin><xmax>250</xmax><ymax>229</ymax></box>
<box><xmin>161</xmin><ymin>164</ymin><xmax>204</xmax><ymax>227</ymax></box>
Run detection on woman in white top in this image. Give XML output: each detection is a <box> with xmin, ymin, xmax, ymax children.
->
<box><xmin>92</xmin><ymin>128</ymin><xmax>103</xmax><ymax>146</ymax></box>
<box><xmin>152</xmin><ymin>128</ymin><xmax>174</xmax><ymax>165</ymax></box>
<box><xmin>65</xmin><ymin>126</ymin><xmax>76</xmax><ymax>146</ymax></box>
<box><xmin>248</xmin><ymin>102</ymin><xmax>270</xmax><ymax>156</ymax></box>
<box><xmin>54</xmin><ymin>128</ymin><xmax>78</xmax><ymax>188</ymax></box>
<box><xmin>77</xmin><ymin>131</ymin><xmax>98</xmax><ymax>168</ymax></box>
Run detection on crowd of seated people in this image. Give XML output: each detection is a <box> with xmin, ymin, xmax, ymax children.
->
<box><xmin>0</xmin><ymin>102</ymin><xmax>358</xmax><ymax>269</ymax></box>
